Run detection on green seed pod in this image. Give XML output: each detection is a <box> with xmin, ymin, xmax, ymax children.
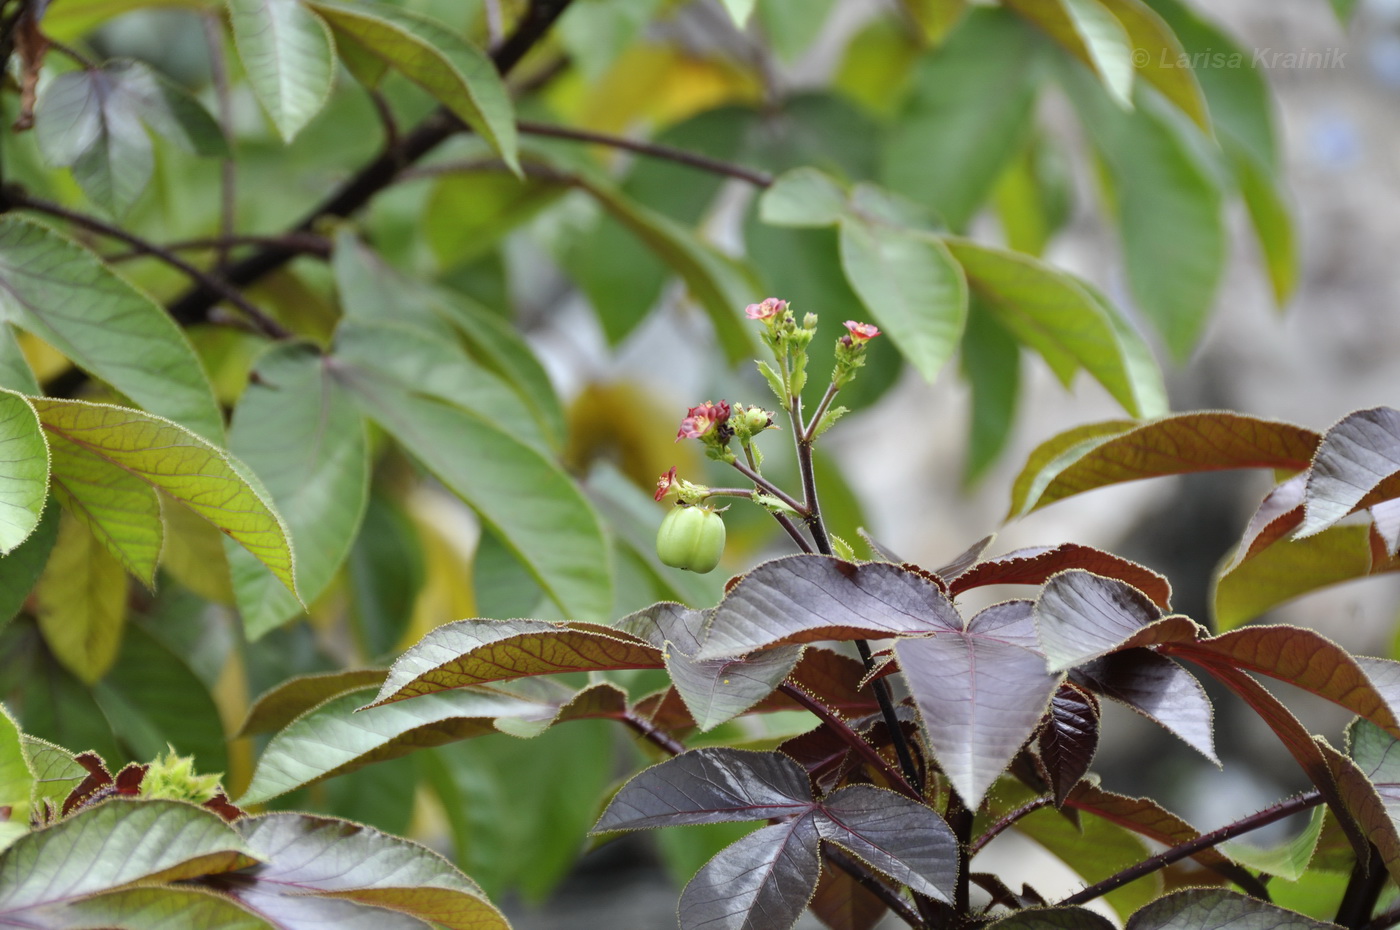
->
<box><xmin>656</xmin><ymin>505</ymin><xmax>726</xmax><ymax>573</ymax></box>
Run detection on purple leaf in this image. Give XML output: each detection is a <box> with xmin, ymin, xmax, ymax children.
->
<box><xmin>666</xmin><ymin>644</ymin><xmax>805</xmax><ymax>733</ymax></box>
<box><xmin>1036</xmin><ymin>571</ymin><xmax>1201</xmax><ymax>672</ymax></box>
<box><xmin>1072</xmin><ymin>650</ymin><xmax>1218</xmax><ymax>764</ymax></box>
<box><xmin>1228</xmin><ymin>474</ymin><xmax>1307</xmax><ymax>570</ymax></box>
<box><xmin>989</xmin><ymin>907</ymin><xmax>1117</xmax><ymax>930</ymax></box>
<box><xmin>697</xmin><ymin>556</ymin><xmax>958</xmax><ymax>660</ymax></box>
<box><xmin>930</xmin><ymin>533</ymin><xmax>996</xmax><ymax>580</ymax></box>
<box><xmin>1302</xmin><ymin>407</ymin><xmax>1400</xmax><ymax>537</ymax></box>
<box><xmin>896</xmin><ymin>600</ymin><xmax>1061</xmax><ymax>808</ymax></box>
<box><xmin>678</xmin><ymin>818</ymin><xmax>822</xmax><ymax>930</ymax></box>
<box><xmin>593</xmin><ymin>748</ymin><xmax>814</xmax><ymax>831</ymax></box>
<box><xmin>1039</xmin><ymin>683</ymin><xmax>1100</xmax><ymax>806</ymax></box>
<box><xmin>1127</xmin><ymin>889</ymin><xmax>1338</xmax><ymax>930</ymax></box>
<box><xmin>816</xmin><ymin>784</ymin><xmax>957</xmax><ymax>900</ymax></box>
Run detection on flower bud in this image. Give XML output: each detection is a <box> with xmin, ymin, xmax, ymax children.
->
<box><xmin>656</xmin><ymin>505</ymin><xmax>726</xmax><ymax>573</ymax></box>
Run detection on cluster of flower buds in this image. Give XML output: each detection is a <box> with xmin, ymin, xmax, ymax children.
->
<box><xmin>745</xmin><ymin>297</ymin><xmax>818</xmax><ymax>402</ymax></box>
<box><xmin>675</xmin><ymin>400</ymin><xmax>735</xmax><ymax>462</ymax></box>
<box><xmin>832</xmin><ymin>319</ymin><xmax>881</xmax><ymax>389</ymax></box>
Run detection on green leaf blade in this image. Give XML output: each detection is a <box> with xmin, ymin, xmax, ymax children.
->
<box><xmin>230</xmin><ymin>0</ymin><xmax>337</xmax><ymax>142</ymax></box>
<box><xmin>0</xmin><ymin>391</ymin><xmax>47</xmax><ymax>554</ymax></box>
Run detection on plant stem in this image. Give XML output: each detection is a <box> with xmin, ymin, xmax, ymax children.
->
<box><xmin>946</xmin><ymin>791</ymin><xmax>975</xmax><ymax>916</ymax></box>
<box><xmin>777</xmin><ymin>682</ymin><xmax>916</xmax><ymax>799</ymax></box>
<box><xmin>969</xmin><ymin>796</ymin><xmax>1054</xmax><ymax>856</ymax></box>
<box><xmin>517</xmin><ymin>120</ymin><xmax>774</xmax><ymax>187</ymax></box>
<box><xmin>164</xmin><ymin>0</ymin><xmax>577</xmax><ymax>327</ymax></box>
<box><xmin>1336</xmin><ymin>846</ymin><xmax>1388</xmax><ymax>929</ymax></box>
<box><xmin>620</xmin><ymin>711</ymin><xmax>685</xmax><ymax>757</ymax></box>
<box><xmin>2</xmin><ymin>185</ymin><xmax>291</xmax><ymax>340</ymax></box>
<box><xmin>106</xmin><ymin>232</ymin><xmax>332</xmax><ymax>263</ymax></box>
<box><xmin>1363</xmin><ymin>904</ymin><xmax>1400</xmax><ymax>930</ymax></box>
<box><xmin>803</xmin><ymin>382</ymin><xmax>841</xmax><ymax>443</ymax></box>
<box><xmin>729</xmin><ymin>458</ymin><xmax>807</xmax><ymax>515</ymax></box>
<box><xmin>1058</xmin><ymin>792</ymin><xmax>1325</xmax><ymax>907</ymax></box>
<box><xmin>823</xmin><ymin>844</ymin><xmax>926</xmax><ymax>929</ymax></box>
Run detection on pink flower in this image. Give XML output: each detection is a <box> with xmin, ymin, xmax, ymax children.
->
<box><xmin>745</xmin><ymin>298</ymin><xmax>788</xmax><ymax>321</ymax></box>
<box><xmin>676</xmin><ymin>401</ymin><xmax>731</xmax><ymax>441</ymax></box>
<box><xmin>654</xmin><ymin>466</ymin><xmax>678</xmax><ymax>501</ymax></box>
<box><xmin>843</xmin><ymin>321</ymin><xmax>881</xmax><ymax>343</ymax></box>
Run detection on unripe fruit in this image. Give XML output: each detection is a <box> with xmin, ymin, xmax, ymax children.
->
<box><xmin>656</xmin><ymin>505</ymin><xmax>726</xmax><ymax>573</ymax></box>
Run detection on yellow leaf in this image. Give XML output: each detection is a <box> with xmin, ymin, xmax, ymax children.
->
<box><xmin>36</xmin><ymin>511</ymin><xmax>127</xmax><ymax>684</ymax></box>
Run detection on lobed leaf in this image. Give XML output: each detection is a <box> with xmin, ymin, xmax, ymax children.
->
<box><xmin>239</xmin><ymin>668</ymin><xmax>389</xmax><ymax>737</ymax></box>
<box><xmin>369</xmin><ymin>619</ymin><xmax>661</xmax><ymax>707</ymax></box>
<box><xmin>230</xmin><ymin>0</ymin><xmax>336</xmax><ymax>142</ymax></box>
<box><xmin>679</xmin><ymin>818</ymin><xmax>821</xmax><ymax>930</ymax></box>
<box><xmin>241</xmin><ymin>685</ymin><xmax>569</xmax><ymax>803</ymax></box>
<box><xmin>0</xmin><ymin>799</ymin><xmax>249</xmax><ymax>924</ymax></box>
<box><xmin>697</xmin><ymin>556</ymin><xmax>957</xmax><ymax>660</ymax></box>
<box><xmin>231</xmin><ymin>812</ymin><xmax>508</xmax><ymax>929</ymax></box>
<box><xmin>31</xmin><ymin>397</ymin><xmax>296</xmax><ymax>599</ymax></box>
<box><xmin>310</xmin><ymin>0</ymin><xmax>518</xmax><ymax>172</ymax></box>
<box><xmin>1301</xmin><ymin>407</ymin><xmax>1400</xmax><ymax>537</ymax></box>
<box><xmin>0</xmin><ymin>217</ymin><xmax>223</xmax><ymax>442</ymax></box>
<box><xmin>228</xmin><ymin>343</ymin><xmax>369</xmax><ymax>639</ymax></box>
<box><xmin>952</xmin><ymin>543</ymin><xmax>1171</xmax><ymax>608</ymax></box>
<box><xmin>1036</xmin><ymin>570</ymin><xmax>1201</xmax><ymax>672</ymax></box>
<box><xmin>814</xmin><ymin>784</ymin><xmax>957</xmax><ymax>900</ymax></box>
<box><xmin>897</xmin><ymin>599</ymin><xmax>1061</xmax><ymax>808</ymax></box>
<box><xmin>0</xmin><ymin>390</ymin><xmax>47</xmax><ymax>554</ymax></box>
<box><xmin>1127</xmin><ymin>888</ymin><xmax>1338</xmax><ymax>930</ymax></box>
<box><xmin>1009</xmin><ymin>412</ymin><xmax>1320</xmax><ymax>518</ymax></box>
<box><xmin>1071</xmin><ymin>649</ymin><xmax>1217</xmax><ymax>763</ymax></box>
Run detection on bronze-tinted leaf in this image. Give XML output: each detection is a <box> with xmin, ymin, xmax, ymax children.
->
<box><xmin>1301</xmin><ymin>407</ymin><xmax>1400</xmax><ymax>537</ymax></box>
<box><xmin>953</xmin><ymin>543</ymin><xmax>1171</xmax><ymax>608</ymax></box>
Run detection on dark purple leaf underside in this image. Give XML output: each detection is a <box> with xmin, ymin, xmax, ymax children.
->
<box><xmin>954</xmin><ymin>544</ymin><xmax>1171</xmax><ymax>609</ymax></box>
<box><xmin>698</xmin><ymin>556</ymin><xmax>958</xmax><ymax>660</ymax></box>
<box><xmin>679</xmin><ymin>817</ymin><xmax>821</xmax><ymax>930</ymax></box>
<box><xmin>816</xmin><ymin>785</ymin><xmax>957</xmax><ymax>901</ymax></box>
<box><xmin>808</xmin><ymin>864</ymin><xmax>888</xmax><ymax>930</ymax></box>
<box><xmin>1127</xmin><ymin>888</ymin><xmax>1338</xmax><ymax>930</ymax></box>
<box><xmin>989</xmin><ymin>906</ymin><xmax>1117</xmax><ymax>930</ymax></box>
<box><xmin>1302</xmin><ymin>407</ymin><xmax>1400</xmax><ymax>536</ymax></box>
<box><xmin>1039</xmin><ymin>683</ymin><xmax>1099</xmax><ymax>806</ymax></box>
<box><xmin>1072</xmin><ymin>650</ymin><xmax>1218</xmax><ymax>764</ymax></box>
<box><xmin>896</xmin><ymin>600</ymin><xmax>1061</xmax><ymax>808</ymax></box>
<box><xmin>594</xmin><ymin>748</ymin><xmax>814</xmax><ymax>832</ymax></box>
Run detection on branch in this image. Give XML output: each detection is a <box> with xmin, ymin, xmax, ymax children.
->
<box><xmin>1058</xmin><ymin>792</ymin><xmax>1325</xmax><ymax>907</ymax></box>
<box><xmin>165</xmin><ymin>0</ymin><xmax>577</xmax><ymax>327</ymax></box>
<box><xmin>1337</xmin><ymin>847</ymin><xmax>1389</xmax><ymax>929</ymax></box>
<box><xmin>969</xmin><ymin>796</ymin><xmax>1054</xmax><ymax>857</ymax></box>
<box><xmin>517</xmin><ymin>120</ymin><xmax>774</xmax><ymax>187</ymax></box>
<box><xmin>620</xmin><ymin>711</ymin><xmax>685</xmax><ymax>757</ymax></box>
<box><xmin>2</xmin><ymin>185</ymin><xmax>291</xmax><ymax>339</ymax></box>
<box><xmin>106</xmin><ymin>232</ymin><xmax>332</xmax><ymax>263</ymax></box>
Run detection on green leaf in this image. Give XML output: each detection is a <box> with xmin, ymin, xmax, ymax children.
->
<box><xmin>329</xmin><ymin>346</ymin><xmax>613</xmax><ymax>622</ymax></box>
<box><xmin>1099</xmin><ymin>0</ymin><xmax>1209</xmax><ymax>128</ymax></box>
<box><xmin>0</xmin><ymin>390</ymin><xmax>47</xmax><ymax>554</ymax></box>
<box><xmin>103</xmin><ymin>60</ymin><xmax>229</xmax><ymax>158</ymax></box>
<box><xmin>228</xmin><ymin>343</ymin><xmax>369</xmax><ymax>639</ymax></box>
<box><xmin>425</xmin><ymin>172</ymin><xmax>566</xmax><ymax>268</ymax></box>
<box><xmin>0</xmin><ymin>324</ymin><xmax>38</xmax><ymax>395</ymax></box>
<box><xmin>0</xmin><ymin>506</ymin><xmax>57</xmax><ymax>630</ymax></box>
<box><xmin>1213</xmin><ymin>525</ymin><xmax>1389</xmax><ymax>631</ymax></box>
<box><xmin>1007</xmin><ymin>0</ymin><xmax>1135</xmax><ymax>108</ymax></box>
<box><xmin>35</xmin><ymin>66</ymin><xmax>152</xmax><ymax>215</ymax></box>
<box><xmin>1227</xmin><ymin>136</ymin><xmax>1297</xmax><ymax>306</ymax></box>
<box><xmin>960</xmin><ymin>304</ymin><xmax>1020</xmax><ymax>485</ymax></box>
<box><xmin>48</xmin><ymin>435</ymin><xmax>162</xmax><ymax>586</ymax></box>
<box><xmin>718</xmin><ymin>0</ymin><xmax>757</xmax><ymax>26</ymax></box>
<box><xmin>1009</xmin><ymin>412</ymin><xmax>1319</xmax><ymax>518</ymax></box>
<box><xmin>759</xmin><ymin>167</ymin><xmax>847</xmax><ymax>228</ymax></box>
<box><xmin>0</xmin><ymin>800</ymin><xmax>249</xmax><ymax>922</ymax></box>
<box><xmin>945</xmin><ymin>237</ymin><xmax>1166</xmax><ymax>418</ymax></box>
<box><xmin>34</xmin><ymin>512</ymin><xmax>127</xmax><ymax>685</ymax></box>
<box><xmin>879</xmin><ymin>8</ymin><xmax>1045</xmax><ymax>230</ymax></box>
<box><xmin>242</xmin><ymin>682</ymin><xmax>621</xmax><ymax>803</ymax></box>
<box><xmin>229</xmin><ymin>0</ymin><xmax>336</xmax><ymax>142</ymax></box>
<box><xmin>239</xmin><ymin>668</ymin><xmax>388</xmax><ymax>737</ymax></box>
<box><xmin>0</xmin><ymin>217</ymin><xmax>223</xmax><ymax>443</ymax></box>
<box><xmin>838</xmin><ymin>207</ymin><xmax>967</xmax><ymax>382</ymax></box>
<box><xmin>993</xmin><ymin>134</ymin><xmax>1073</xmax><ymax>257</ymax></box>
<box><xmin>58</xmin><ymin>886</ymin><xmax>274</xmax><ymax>930</ymax></box>
<box><xmin>0</xmin><ymin>705</ymin><xmax>30</xmax><ymax>850</ymax></box>
<box><xmin>1220</xmin><ymin>806</ymin><xmax>1324</xmax><ymax>880</ymax></box>
<box><xmin>30</xmin><ymin>397</ymin><xmax>296</xmax><ymax>599</ymax></box>
<box><xmin>21</xmin><ymin>734</ymin><xmax>85</xmax><ymax>813</ymax></box>
<box><xmin>575</xmin><ymin>176</ymin><xmax>760</xmax><ymax>365</ymax></box>
<box><xmin>1329</xmin><ymin>0</ymin><xmax>1360</xmax><ymax>24</ymax></box>
<box><xmin>1064</xmin><ymin>67</ymin><xmax>1225</xmax><ymax>359</ymax></box>
<box><xmin>309</xmin><ymin>0</ymin><xmax>518</xmax><ymax>172</ymax></box>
